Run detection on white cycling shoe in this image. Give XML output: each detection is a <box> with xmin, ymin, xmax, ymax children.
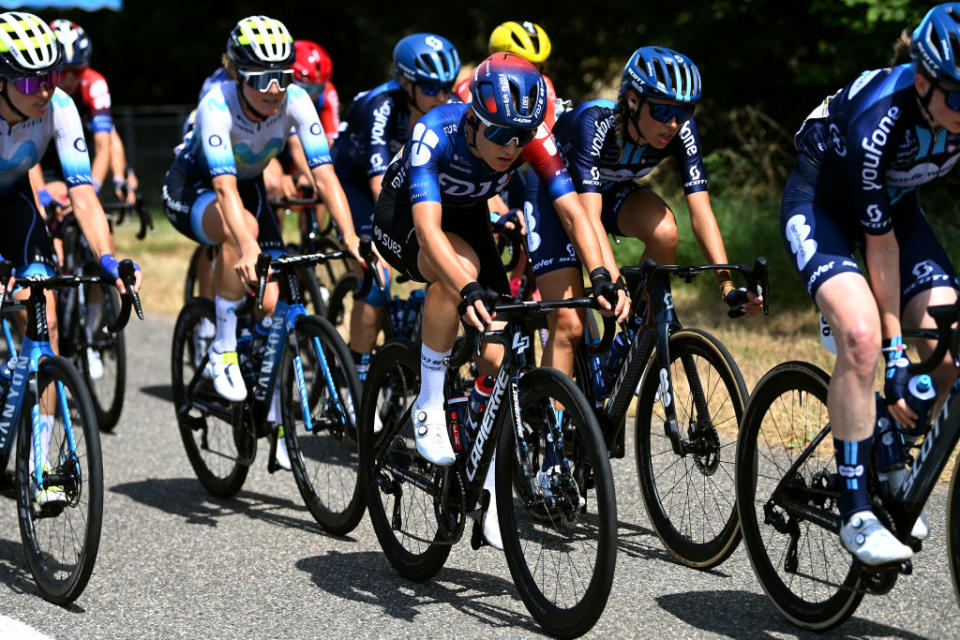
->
<box><xmin>911</xmin><ymin>512</ymin><xmax>930</xmax><ymax>541</ymax></box>
<box><xmin>274</xmin><ymin>425</ymin><xmax>291</xmax><ymax>471</ymax></box>
<box><xmin>205</xmin><ymin>348</ymin><xmax>247</xmax><ymax>403</ymax></box>
<box><xmin>840</xmin><ymin>511</ymin><xmax>913</xmax><ymax>566</ymax></box>
<box><xmin>86</xmin><ymin>348</ymin><xmax>104</xmax><ymax>380</ymax></box>
<box><xmin>412</xmin><ymin>402</ymin><xmax>454</xmax><ymax>466</ymax></box>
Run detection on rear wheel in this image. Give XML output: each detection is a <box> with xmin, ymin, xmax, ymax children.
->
<box><xmin>79</xmin><ymin>283</ymin><xmax>126</xmax><ymax>432</ymax></box>
<box><xmin>171</xmin><ymin>298</ymin><xmax>251</xmax><ymax>498</ymax></box>
<box><xmin>948</xmin><ymin>451</ymin><xmax>960</xmax><ymax>609</ymax></box>
<box><xmin>16</xmin><ymin>356</ymin><xmax>103</xmax><ymax>605</ymax></box>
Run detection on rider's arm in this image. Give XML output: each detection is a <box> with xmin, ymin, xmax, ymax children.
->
<box><xmin>413</xmin><ymin>200</ymin><xmax>475</xmax><ymax>293</ymax></box>
<box><xmin>285</xmin><ymin>134</ymin><xmax>314</xmax><ymax>190</ymax></box>
<box><xmin>211</xmin><ymin>173</ymin><xmax>257</xmax><ymax>253</ymax></box>
<box><xmin>685</xmin><ymin>191</ymin><xmax>732</xmax><ymax>284</ymax></box>
<box><xmin>28</xmin><ymin>163</ymin><xmax>45</xmax><ymax>214</ymax></box>
<box><xmin>108</xmin><ymin>129</ymin><xmax>138</xmax><ymax>201</ymax></box>
<box><xmin>865</xmin><ymin>231</ymin><xmax>902</xmax><ymax>341</ymax></box>
<box><xmin>69</xmin><ymin>184</ymin><xmax>113</xmax><ymax>256</ymax></box>
<box><xmin>90</xmin><ymin>130</ymin><xmax>111</xmax><ymax>191</ymax></box>
<box><xmin>576</xmin><ymin>191</ymin><xmax>619</xmax><ymax>279</ymax></box>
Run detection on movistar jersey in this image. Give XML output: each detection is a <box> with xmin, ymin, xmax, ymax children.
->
<box><xmin>0</xmin><ymin>88</ymin><xmax>92</xmax><ymax>195</ymax></box>
<box><xmin>175</xmin><ymin>81</ymin><xmax>331</xmax><ymax>181</ymax></box>
<box><xmin>795</xmin><ymin>63</ymin><xmax>960</xmax><ymax>235</ymax></box>
<box><xmin>384</xmin><ymin>102</ymin><xmax>574</xmax><ymax>207</ymax></box>
<box><xmin>334</xmin><ymin>79</ymin><xmax>411</xmax><ymax>178</ymax></box>
<box><xmin>551</xmin><ymin>99</ymin><xmax>708</xmax><ymax>195</ymax></box>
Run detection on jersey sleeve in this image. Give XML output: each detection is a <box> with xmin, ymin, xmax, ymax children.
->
<box><xmin>846</xmin><ymin>100</ymin><xmax>902</xmax><ymax>235</ymax></box>
<box><xmin>522</xmin><ymin>127</ymin><xmax>575</xmax><ymax>200</ymax></box>
<box><xmin>50</xmin><ymin>90</ymin><xmax>93</xmax><ymax>187</ymax></box>
<box><xmin>319</xmin><ymin>81</ymin><xmax>340</xmax><ymax>140</ymax></box>
<box><xmin>286</xmin><ymin>84</ymin><xmax>332</xmax><ymax>169</ymax></box>
<box><xmin>453</xmin><ymin>77</ymin><xmax>471</xmax><ymax>104</ymax></box>
<box><xmin>195</xmin><ymin>88</ymin><xmax>236</xmax><ymax>177</ymax></box>
<box><xmin>360</xmin><ymin>92</ymin><xmax>394</xmax><ymax>177</ymax></box>
<box><xmin>564</xmin><ymin>107</ymin><xmax>607</xmax><ymax>194</ymax></box>
<box><xmin>407</xmin><ymin>121</ymin><xmax>444</xmax><ymax>205</ymax></box>
<box><xmin>672</xmin><ymin>118</ymin><xmax>708</xmax><ymax>195</ymax></box>
<box><xmin>82</xmin><ymin>69</ymin><xmax>113</xmax><ymax>134</ymax></box>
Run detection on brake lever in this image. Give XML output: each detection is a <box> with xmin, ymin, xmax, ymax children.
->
<box><xmin>118</xmin><ymin>260</ymin><xmax>143</xmax><ymax>320</ymax></box>
<box><xmin>255</xmin><ymin>253</ymin><xmax>272</xmax><ymax>311</ymax></box>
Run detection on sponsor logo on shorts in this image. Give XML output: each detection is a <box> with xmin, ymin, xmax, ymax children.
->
<box><xmin>785</xmin><ymin>214</ymin><xmax>818</xmax><ymax>270</ymax></box>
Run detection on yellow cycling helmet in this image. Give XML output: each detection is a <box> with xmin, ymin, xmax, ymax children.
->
<box><xmin>488</xmin><ymin>21</ymin><xmax>551</xmax><ymax>66</ymax></box>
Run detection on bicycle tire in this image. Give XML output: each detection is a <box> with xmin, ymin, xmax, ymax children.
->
<box><xmin>735</xmin><ymin>361</ymin><xmax>863</xmax><ymax>630</ymax></box>
<box><xmin>183</xmin><ymin>245</ymin><xmax>204</xmax><ymax>304</ymax></box>
<box><xmin>16</xmin><ymin>356</ymin><xmax>103</xmax><ymax>605</ymax></box>
<box><xmin>498</xmin><ymin>367</ymin><xmax>617</xmax><ymax>639</ymax></box>
<box><xmin>281</xmin><ymin>315</ymin><xmax>364</xmax><ymax>534</ymax></box>
<box><xmin>326</xmin><ymin>272</ymin><xmax>358</xmax><ymax>330</ymax></box>
<box><xmin>359</xmin><ymin>341</ymin><xmax>451</xmax><ymax>581</ymax></box>
<box><xmin>949</xmin><ymin>450</ymin><xmax>960</xmax><ymax>609</ymax></box>
<box><xmin>80</xmin><ymin>283</ymin><xmax>126</xmax><ymax>432</ymax></box>
<box><xmin>635</xmin><ymin>328</ymin><xmax>746</xmax><ymax>568</ymax></box>
<box><xmin>311</xmin><ymin>236</ymin><xmax>349</xmax><ymax>300</ymax></box>
<box><xmin>297</xmin><ymin>264</ymin><xmax>327</xmax><ymax>318</ymax></box>
<box><xmin>171</xmin><ymin>298</ymin><xmax>251</xmax><ymax>498</ymax></box>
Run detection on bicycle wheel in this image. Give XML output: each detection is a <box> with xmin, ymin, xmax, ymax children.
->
<box><xmin>635</xmin><ymin>328</ymin><xmax>746</xmax><ymax>568</ymax></box>
<box><xmin>312</xmin><ymin>236</ymin><xmax>350</xmax><ymax>301</ymax></box>
<box><xmin>326</xmin><ymin>272</ymin><xmax>358</xmax><ymax>330</ymax></box>
<box><xmin>16</xmin><ymin>356</ymin><xmax>103</xmax><ymax>605</ymax></box>
<box><xmin>183</xmin><ymin>245</ymin><xmax>204</xmax><ymax>304</ymax></box>
<box><xmin>80</xmin><ymin>283</ymin><xmax>126</xmax><ymax>432</ymax></box>
<box><xmin>171</xmin><ymin>298</ymin><xmax>251</xmax><ymax>498</ymax></box>
<box><xmin>949</xmin><ymin>450</ymin><xmax>960</xmax><ymax>609</ymax></box>
<box><xmin>281</xmin><ymin>315</ymin><xmax>364</xmax><ymax>534</ymax></box>
<box><xmin>498</xmin><ymin>367</ymin><xmax>617</xmax><ymax>639</ymax></box>
<box><xmin>735</xmin><ymin>361</ymin><xmax>863</xmax><ymax>630</ymax></box>
<box><xmin>359</xmin><ymin>342</ymin><xmax>451</xmax><ymax>580</ymax></box>
<box><xmin>297</xmin><ymin>264</ymin><xmax>327</xmax><ymax>318</ymax></box>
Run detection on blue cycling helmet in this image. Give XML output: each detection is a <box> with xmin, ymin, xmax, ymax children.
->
<box><xmin>393</xmin><ymin>33</ymin><xmax>460</xmax><ymax>86</ymax></box>
<box><xmin>469</xmin><ymin>52</ymin><xmax>547</xmax><ymax>129</ymax></box>
<box><xmin>911</xmin><ymin>3</ymin><xmax>960</xmax><ymax>85</ymax></box>
<box><xmin>621</xmin><ymin>46</ymin><xmax>701</xmax><ymax>103</ymax></box>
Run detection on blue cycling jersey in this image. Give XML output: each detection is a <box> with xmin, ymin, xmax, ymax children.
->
<box><xmin>794</xmin><ymin>63</ymin><xmax>960</xmax><ymax>235</ymax></box>
<box><xmin>174</xmin><ymin>81</ymin><xmax>331</xmax><ymax>182</ymax></box>
<box><xmin>335</xmin><ymin>79</ymin><xmax>410</xmax><ymax>178</ymax></box>
<box><xmin>0</xmin><ymin>88</ymin><xmax>92</xmax><ymax>195</ymax></box>
<box><xmin>551</xmin><ymin>99</ymin><xmax>709</xmax><ymax>195</ymax></box>
<box><xmin>383</xmin><ymin>103</ymin><xmax>574</xmax><ymax>208</ymax></box>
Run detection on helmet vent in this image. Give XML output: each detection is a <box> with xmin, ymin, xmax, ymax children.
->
<box><xmin>511</xmin><ymin>32</ymin><xmax>524</xmax><ymax>49</ymax></box>
<box><xmin>529</xmin><ymin>34</ymin><xmax>540</xmax><ymax>53</ymax></box>
<box><xmin>947</xmin><ymin>6</ymin><xmax>960</xmax><ymax>24</ymax></box>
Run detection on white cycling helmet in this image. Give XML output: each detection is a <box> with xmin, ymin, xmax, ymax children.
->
<box><xmin>0</xmin><ymin>12</ymin><xmax>62</xmax><ymax>76</ymax></box>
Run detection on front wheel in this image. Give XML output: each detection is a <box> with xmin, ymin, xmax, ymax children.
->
<box><xmin>80</xmin><ymin>283</ymin><xmax>126</xmax><ymax>432</ymax></box>
<box><xmin>281</xmin><ymin>315</ymin><xmax>364</xmax><ymax>534</ymax></box>
<box><xmin>498</xmin><ymin>367</ymin><xmax>617</xmax><ymax>639</ymax></box>
<box><xmin>635</xmin><ymin>328</ymin><xmax>746</xmax><ymax>568</ymax></box>
<box><xmin>948</xmin><ymin>449</ymin><xmax>960</xmax><ymax>609</ymax></box>
<box><xmin>735</xmin><ymin>361</ymin><xmax>863</xmax><ymax>630</ymax></box>
<box><xmin>16</xmin><ymin>356</ymin><xmax>103</xmax><ymax>604</ymax></box>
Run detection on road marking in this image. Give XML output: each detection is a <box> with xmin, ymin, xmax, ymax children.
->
<box><xmin>0</xmin><ymin>614</ymin><xmax>54</xmax><ymax>640</ymax></box>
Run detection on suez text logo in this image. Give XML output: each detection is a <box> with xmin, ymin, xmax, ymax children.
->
<box><xmin>373</xmin><ymin>225</ymin><xmax>402</xmax><ymax>256</ymax></box>
<box><xmin>861</xmin><ymin>106</ymin><xmax>901</xmax><ymax>192</ymax></box>
<box><xmin>465</xmin><ymin>332</ymin><xmax>529</xmax><ymax>482</ymax></box>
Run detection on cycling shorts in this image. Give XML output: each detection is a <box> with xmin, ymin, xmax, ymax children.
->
<box><xmin>0</xmin><ymin>177</ymin><xmax>57</xmax><ymax>273</ymax></box>
<box><xmin>781</xmin><ymin>154</ymin><xmax>959</xmax><ymax>306</ymax></box>
<box><xmin>161</xmin><ymin>162</ymin><xmax>284</xmax><ymax>253</ymax></box>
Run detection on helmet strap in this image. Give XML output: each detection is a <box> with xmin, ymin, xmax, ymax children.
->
<box><xmin>465</xmin><ymin>113</ymin><xmax>480</xmax><ymax>149</ymax></box>
<box><xmin>236</xmin><ymin>79</ymin><xmax>268</xmax><ymax>122</ymax></box>
<box><xmin>618</xmin><ymin>92</ymin><xmax>643</xmax><ymax>144</ymax></box>
<box><xmin>918</xmin><ymin>81</ymin><xmax>938</xmax><ymax>127</ymax></box>
<box><xmin>401</xmin><ymin>77</ymin><xmax>426</xmax><ymax>118</ymax></box>
<box><xmin>0</xmin><ymin>81</ymin><xmax>29</xmax><ymax>123</ymax></box>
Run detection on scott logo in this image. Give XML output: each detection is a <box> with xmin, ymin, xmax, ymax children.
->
<box><xmin>913</xmin><ymin>259</ymin><xmax>935</xmax><ymax>279</ymax></box>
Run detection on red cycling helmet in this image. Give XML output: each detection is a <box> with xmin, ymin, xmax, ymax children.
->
<box><xmin>293</xmin><ymin>39</ymin><xmax>333</xmax><ymax>84</ymax></box>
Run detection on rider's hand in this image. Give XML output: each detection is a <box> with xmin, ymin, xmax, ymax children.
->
<box><xmin>722</xmin><ymin>281</ymin><xmax>764</xmax><ymax>317</ymax></box>
<box><xmin>234</xmin><ymin>241</ymin><xmax>262</xmax><ymax>289</ymax></box>
<box><xmin>281</xmin><ymin>175</ymin><xmax>299</xmax><ymax>200</ymax></box>
<box><xmin>883</xmin><ymin>336</ymin><xmax>919</xmax><ymax>428</ymax></box>
<box><xmin>344</xmin><ymin>234</ymin><xmax>365</xmax><ymax>266</ymax></box>
<box><xmin>125</xmin><ymin>170</ymin><xmax>139</xmax><ymax>204</ymax></box>
<box><xmin>590</xmin><ymin>266</ymin><xmax>627</xmax><ymax>318</ymax></box>
<box><xmin>492</xmin><ymin>209</ymin><xmax>524</xmax><ymax>237</ymax></box>
<box><xmin>458</xmin><ymin>281</ymin><xmax>497</xmax><ymax>332</ymax></box>
<box><xmin>99</xmin><ymin>253</ymin><xmax>143</xmax><ymax>295</ymax></box>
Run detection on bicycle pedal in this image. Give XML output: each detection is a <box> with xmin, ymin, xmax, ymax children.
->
<box><xmin>908</xmin><ymin>537</ymin><xmax>923</xmax><ymax>553</ymax></box>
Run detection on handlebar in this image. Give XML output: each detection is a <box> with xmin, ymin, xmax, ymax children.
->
<box><xmin>101</xmin><ymin>196</ymin><xmax>155</xmax><ymax>240</ymax></box>
<box><xmin>269</xmin><ymin>196</ymin><xmax>319</xmax><ymax>210</ymax></box>
<box><xmin>906</xmin><ymin>303</ymin><xmax>960</xmax><ymax>374</ymax></box>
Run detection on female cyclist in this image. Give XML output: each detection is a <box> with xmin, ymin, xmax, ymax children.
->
<box><xmin>161</xmin><ymin>17</ymin><xmax>361</xmax><ymax>420</ymax></box>
<box><xmin>781</xmin><ymin>3</ymin><xmax>960</xmax><ymax>565</ymax></box>
<box><xmin>526</xmin><ymin>46</ymin><xmax>761</xmax><ymax>383</ymax></box>
<box><xmin>373</xmin><ymin>52</ymin><xmax>626</xmax><ymax>548</ymax></box>
<box><xmin>333</xmin><ymin>33</ymin><xmax>459</xmax><ymax>382</ymax></box>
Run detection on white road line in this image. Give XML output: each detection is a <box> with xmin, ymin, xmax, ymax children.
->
<box><xmin>0</xmin><ymin>614</ymin><xmax>54</xmax><ymax>640</ymax></box>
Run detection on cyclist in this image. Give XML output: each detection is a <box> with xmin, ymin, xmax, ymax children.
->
<box><xmin>292</xmin><ymin>39</ymin><xmax>339</xmax><ymax>148</ymax></box>
<box><xmin>526</xmin><ymin>46</ymin><xmax>761</xmax><ymax>385</ymax></box>
<box><xmin>333</xmin><ymin>33</ymin><xmax>459</xmax><ymax>383</ymax></box>
<box><xmin>781</xmin><ymin>3</ymin><xmax>960</xmax><ymax>565</ymax></box>
<box><xmin>0</xmin><ymin>11</ymin><xmax>142</xmax><ymax>498</ymax></box>
<box><xmin>161</xmin><ymin>16</ymin><xmax>362</xmax><ymax>469</ymax></box>
<box><xmin>372</xmin><ymin>52</ymin><xmax>627</xmax><ymax>548</ymax></box>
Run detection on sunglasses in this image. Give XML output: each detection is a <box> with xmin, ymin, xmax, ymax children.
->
<box><xmin>418</xmin><ymin>79</ymin><xmax>454</xmax><ymax>97</ymax></box>
<box><xmin>10</xmin><ymin>71</ymin><xmax>61</xmax><ymax>96</ymax></box>
<box><xmin>646</xmin><ymin>101</ymin><xmax>695</xmax><ymax>124</ymax></box>
<box><xmin>237</xmin><ymin>68</ymin><xmax>294</xmax><ymax>93</ymax></box>
<box><xmin>937</xmin><ymin>81</ymin><xmax>960</xmax><ymax>112</ymax></box>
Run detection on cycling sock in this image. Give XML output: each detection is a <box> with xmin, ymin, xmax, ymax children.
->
<box><xmin>197</xmin><ymin>316</ymin><xmax>216</xmax><ymax>339</ymax></box>
<box><xmin>350</xmin><ymin>349</ymin><xmax>371</xmax><ymax>383</ymax></box>
<box><xmin>212</xmin><ymin>295</ymin><xmax>242</xmax><ymax>353</ymax></box>
<box><xmin>834</xmin><ymin>434</ymin><xmax>874</xmax><ymax>520</ymax></box>
<box><xmin>85</xmin><ymin>302</ymin><xmax>102</xmax><ymax>341</ymax></box>
<box><xmin>418</xmin><ymin>344</ymin><xmax>450</xmax><ymax>409</ymax></box>
<box><xmin>39</xmin><ymin>414</ymin><xmax>54</xmax><ymax>463</ymax></box>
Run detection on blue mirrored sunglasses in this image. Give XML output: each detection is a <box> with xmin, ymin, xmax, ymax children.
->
<box><xmin>418</xmin><ymin>80</ymin><xmax>454</xmax><ymax>96</ymax></box>
<box><xmin>647</xmin><ymin>101</ymin><xmax>695</xmax><ymax>124</ymax></box>
<box><xmin>938</xmin><ymin>83</ymin><xmax>960</xmax><ymax>112</ymax></box>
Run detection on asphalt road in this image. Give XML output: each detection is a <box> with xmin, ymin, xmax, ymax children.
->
<box><xmin>0</xmin><ymin>314</ymin><xmax>954</xmax><ymax>639</ymax></box>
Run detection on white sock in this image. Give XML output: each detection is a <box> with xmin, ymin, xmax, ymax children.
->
<box><xmin>418</xmin><ymin>344</ymin><xmax>450</xmax><ymax>409</ymax></box>
<box><xmin>85</xmin><ymin>302</ymin><xmax>102</xmax><ymax>341</ymax></box>
<box><xmin>39</xmin><ymin>414</ymin><xmax>54</xmax><ymax>462</ymax></box>
<box><xmin>212</xmin><ymin>295</ymin><xmax>242</xmax><ymax>353</ymax></box>
<box><xmin>267</xmin><ymin>386</ymin><xmax>282</xmax><ymax>423</ymax></box>
<box><xmin>197</xmin><ymin>316</ymin><xmax>216</xmax><ymax>339</ymax></box>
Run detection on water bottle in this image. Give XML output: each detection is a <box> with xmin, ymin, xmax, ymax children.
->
<box><xmin>446</xmin><ymin>394</ymin><xmax>469</xmax><ymax>452</ymax></box>
<box><xmin>873</xmin><ymin>392</ymin><xmax>906</xmax><ymax>472</ymax></box>
<box><xmin>904</xmin><ymin>374</ymin><xmax>938</xmax><ymax>435</ymax></box>
<box><xmin>589</xmin><ymin>354</ymin><xmax>606</xmax><ymax>400</ymax></box>
<box><xmin>600</xmin><ymin>332</ymin><xmax>631</xmax><ymax>392</ymax></box>
<box><xmin>468</xmin><ymin>375</ymin><xmax>495</xmax><ymax>431</ymax></box>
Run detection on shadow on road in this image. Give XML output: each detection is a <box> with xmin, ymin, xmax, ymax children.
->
<box><xmin>0</xmin><ymin>536</ymin><xmax>85</xmax><ymax>611</ymax></box>
<box><xmin>140</xmin><ymin>385</ymin><xmax>173</xmax><ymax>403</ymax></box>
<box><xmin>111</xmin><ymin>477</ymin><xmax>352</xmax><ymax>540</ymax></box>
<box><xmin>297</xmin><ymin>549</ymin><xmax>545</xmax><ymax>636</ymax></box>
<box><xmin>657</xmin><ymin>590</ymin><xmax>925</xmax><ymax>639</ymax></box>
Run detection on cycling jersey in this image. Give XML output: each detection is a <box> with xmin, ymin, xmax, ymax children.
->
<box><xmin>199</xmin><ymin>67</ymin><xmax>231</xmax><ymax>102</ymax></box>
<box><xmin>174</xmin><ymin>81</ymin><xmax>331</xmax><ymax>182</ymax></box>
<box><xmin>0</xmin><ymin>88</ymin><xmax>92</xmax><ymax>196</ymax></box>
<box><xmin>553</xmin><ymin>99</ymin><xmax>708</xmax><ymax>195</ymax></box>
<box><xmin>793</xmin><ymin>63</ymin><xmax>960</xmax><ymax>236</ymax></box>
<box><xmin>314</xmin><ymin>80</ymin><xmax>340</xmax><ymax>140</ymax></box>
<box><xmin>73</xmin><ymin>67</ymin><xmax>113</xmax><ymax>134</ymax></box>
<box><xmin>454</xmin><ymin>72</ymin><xmax>559</xmax><ymax>128</ymax></box>
<box><xmin>334</xmin><ymin>79</ymin><xmax>411</xmax><ymax>178</ymax></box>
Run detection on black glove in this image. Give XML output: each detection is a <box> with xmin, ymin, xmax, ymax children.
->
<box><xmin>458</xmin><ymin>281</ymin><xmax>497</xmax><ymax>319</ymax></box>
<box><xmin>723</xmin><ymin>285</ymin><xmax>750</xmax><ymax>318</ymax></box>
<box><xmin>491</xmin><ymin>209</ymin><xmax>521</xmax><ymax>233</ymax></box>
<box><xmin>589</xmin><ymin>267</ymin><xmax>619</xmax><ymax>307</ymax></box>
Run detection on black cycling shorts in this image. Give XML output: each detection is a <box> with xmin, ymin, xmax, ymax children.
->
<box><xmin>0</xmin><ymin>177</ymin><xmax>57</xmax><ymax>273</ymax></box>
